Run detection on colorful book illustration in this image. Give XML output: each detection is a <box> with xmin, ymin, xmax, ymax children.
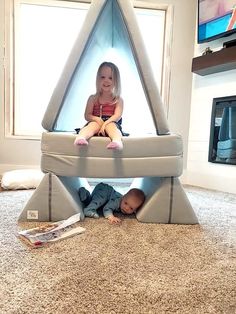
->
<box><xmin>18</xmin><ymin>213</ymin><xmax>85</xmax><ymax>248</ymax></box>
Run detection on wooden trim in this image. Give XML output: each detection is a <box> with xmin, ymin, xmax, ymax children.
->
<box><xmin>192</xmin><ymin>46</ymin><xmax>236</xmax><ymax>76</ymax></box>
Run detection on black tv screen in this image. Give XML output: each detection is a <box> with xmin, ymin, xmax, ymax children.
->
<box><xmin>198</xmin><ymin>0</ymin><xmax>236</xmax><ymax>43</ymax></box>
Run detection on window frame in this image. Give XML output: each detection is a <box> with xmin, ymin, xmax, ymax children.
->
<box><xmin>133</xmin><ymin>1</ymin><xmax>173</xmax><ymax>113</ymax></box>
<box><xmin>3</xmin><ymin>0</ymin><xmax>173</xmax><ymax>140</ymax></box>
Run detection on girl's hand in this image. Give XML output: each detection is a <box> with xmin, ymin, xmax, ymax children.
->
<box><xmin>107</xmin><ymin>215</ymin><xmax>121</xmax><ymax>224</ymax></box>
<box><xmin>98</xmin><ymin>123</ymin><xmax>107</xmax><ymax>136</ymax></box>
<box><xmin>93</xmin><ymin>117</ymin><xmax>104</xmax><ymax>127</ymax></box>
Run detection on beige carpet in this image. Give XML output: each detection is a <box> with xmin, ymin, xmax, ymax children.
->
<box><xmin>0</xmin><ymin>185</ymin><xmax>235</xmax><ymax>314</ymax></box>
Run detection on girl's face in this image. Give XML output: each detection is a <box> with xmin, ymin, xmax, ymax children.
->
<box><xmin>98</xmin><ymin>66</ymin><xmax>114</xmax><ymax>94</ymax></box>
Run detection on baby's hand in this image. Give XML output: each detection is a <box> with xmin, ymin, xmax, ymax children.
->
<box><xmin>107</xmin><ymin>215</ymin><xmax>121</xmax><ymax>224</ymax></box>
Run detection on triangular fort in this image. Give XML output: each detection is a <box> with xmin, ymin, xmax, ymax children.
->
<box><xmin>18</xmin><ymin>174</ymin><xmax>91</xmax><ymax>221</ymax></box>
<box><xmin>20</xmin><ymin>0</ymin><xmax>197</xmax><ymax>224</ymax></box>
<box><xmin>42</xmin><ymin>0</ymin><xmax>169</xmax><ymax>135</ymax></box>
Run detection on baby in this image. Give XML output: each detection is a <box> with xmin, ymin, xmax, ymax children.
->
<box><xmin>79</xmin><ymin>182</ymin><xmax>145</xmax><ymax>224</ymax></box>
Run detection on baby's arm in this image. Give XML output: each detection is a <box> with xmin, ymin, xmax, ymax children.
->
<box><xmin>103</xmin><ymin>195</ymin><xmax>122</xmax><ymax>224</ymax></box>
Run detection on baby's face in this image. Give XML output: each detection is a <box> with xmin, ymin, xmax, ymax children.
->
<box><xmin>120</xmin><ymin>194</ymin><xmax>142</xmax><ymax>215</ymax></box>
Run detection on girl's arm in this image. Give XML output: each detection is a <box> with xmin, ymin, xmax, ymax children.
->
<box><xmin>103</xmin><ymin>97</ymin><xmax>124</xmax><ymax>126</ymax></box>
<box><xmin>84</xmin><ymin>95</ymin><xmax>103</xmax><ymax>126</ymax></box>
<box><xmin>98</xmin><ymin>98</ymin><xmax>124</xmax><ymax>136</ymax></box>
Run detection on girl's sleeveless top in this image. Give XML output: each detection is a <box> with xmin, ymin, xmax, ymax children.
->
<box><xmin>92</xmin><ymin>100</ymin><xmax>116</xmax><ymax>117</ymax></box>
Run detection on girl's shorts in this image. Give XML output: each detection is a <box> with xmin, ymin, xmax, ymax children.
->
<box><xmin>75</xmin><ymin>116</ymin><xmax>129</xmax><ymax>136</ymax></box>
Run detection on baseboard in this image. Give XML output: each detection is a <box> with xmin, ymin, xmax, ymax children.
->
<box><xmin>184</xmin><ymin>170</ymin><xmax>236</xmax><ymax>194</ymax></box>
<box><xmin>2</xmin><ymin>166</ymin><xmax>233</xmax><ymax>194</ymax></box>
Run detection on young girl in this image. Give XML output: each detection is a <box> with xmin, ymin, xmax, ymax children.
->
<box><xmin>74</xmin><ymin>62</ymin><xmax>124</xmax><ymax>150</ymax></box>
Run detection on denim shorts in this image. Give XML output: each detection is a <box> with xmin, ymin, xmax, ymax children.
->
<box><xmin>75</xmin><ymin>116</ymin><xmax>129</xmax><ymax>136</ymax></box>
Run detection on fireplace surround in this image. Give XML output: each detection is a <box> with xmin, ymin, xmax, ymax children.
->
<box><xmin>209</xmin><ymin>95</ymin><xmax>236</xmax><ymax>165</ymax></box>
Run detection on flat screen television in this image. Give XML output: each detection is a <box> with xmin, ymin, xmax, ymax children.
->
<box><xmin>198</xmin><ymin>0</ymin><xmax>236</xmax><ymax>43</ymax></box>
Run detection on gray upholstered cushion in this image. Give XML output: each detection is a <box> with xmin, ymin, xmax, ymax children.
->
<box><xmin>41</xmin><ymin>132</ymin><xmax>183</xmax><ymax>178</ymax></box>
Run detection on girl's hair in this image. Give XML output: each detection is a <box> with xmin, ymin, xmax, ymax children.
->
<box><xmin>95</xmin><ymin>62</ymin><xmax>121</xmax><ymax>100</ymax></box>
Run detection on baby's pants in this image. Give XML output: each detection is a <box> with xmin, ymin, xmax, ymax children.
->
<box><xmin>84</xmin><ymin>183</ymin><xmax>113</xmax><ymax>211</ymax></box>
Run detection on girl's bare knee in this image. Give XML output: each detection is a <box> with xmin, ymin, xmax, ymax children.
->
<box><xmin>87</xmin><ymin>121</ymin><xmax>100</xmax><ymax>132</ymax></box>
<box><xmin>105</xmin><ymin>123</ymin><xmax>122</xmax><ymax>139</ymax></box>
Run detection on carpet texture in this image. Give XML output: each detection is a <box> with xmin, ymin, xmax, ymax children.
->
<box><xmin>0</xmin><ymin>185</ymin><xmax>235</xmax><ymax>314</ymax></box>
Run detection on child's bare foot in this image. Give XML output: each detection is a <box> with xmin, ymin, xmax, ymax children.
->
<box><xmin>74</xmin><ymin>138</ymin><xmax>88</xmax><ymax>146</ymax></box>
<box><xmin>106</xmin><ymin>141</ymin><xmax>123</xmax><ymax>150</ymax></box>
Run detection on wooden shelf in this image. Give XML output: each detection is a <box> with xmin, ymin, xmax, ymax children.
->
<box><xmin>192</xmin><ymin>46</ymin><xmax>236</xmax><ymax>76</ymax></box>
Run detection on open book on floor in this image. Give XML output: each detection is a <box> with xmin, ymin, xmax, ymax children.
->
<box><xmin>18</xmin><ymin>213</ymin><xmax>85</xmax><ymax>248</ymax></box>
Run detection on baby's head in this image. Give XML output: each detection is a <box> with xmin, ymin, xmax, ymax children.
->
<box><xmin>120</xmin><ymin>188</ymin><xmax>145</xmax><ymax>215</ymax></box>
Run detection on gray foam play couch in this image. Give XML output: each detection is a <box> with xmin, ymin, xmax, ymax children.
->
<box><xmin>18</xmin><ymin>0</ymin><xmax>197</xmax><ymax>224</ymax></box>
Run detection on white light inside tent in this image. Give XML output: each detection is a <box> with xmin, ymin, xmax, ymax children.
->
<box><xmin>103</xmin><ymin>48</ymin><xmax>156</xmax><ymax>135</ymax></box>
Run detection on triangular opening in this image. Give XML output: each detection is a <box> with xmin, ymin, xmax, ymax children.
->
<box><xmin>42</xmin><ymin>0</ymin><xmax>169</xmax><ymax>135</ymax></box>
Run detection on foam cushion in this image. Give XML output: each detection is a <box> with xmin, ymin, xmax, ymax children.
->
<box><xmin>41</xmin><ymin>132</ymin><xmax>183</xmax><ymax>178</ymax></box>
<box><xmin>1</xmin><ymin>169</ymin><xmax>44</xmax><ymax>190</ymax></box>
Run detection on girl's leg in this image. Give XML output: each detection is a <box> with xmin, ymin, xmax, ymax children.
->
<box><xmin>105</xmin><ymin>123</ymin><xmax>123</xmax><ymax>150</ymax></box>
<box><xmin>74</xmin><ymin>122</ymin><xmax>100</xmax><ymax>146</ymax></box>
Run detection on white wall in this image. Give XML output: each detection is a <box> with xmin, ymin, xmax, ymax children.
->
<box><xmin>1</xmin><ymin>0</ymin><xmax>235</xmax><ymax>193</ymax></box>
<box><xmin>163</xmin><ymin>0</ymin><xmax>196</xmax><ymax>168</ymax></box>
<box><xmin>0</xmin><ymin>0</ymin><xmax>197</xmax><ymax>175</ymax></box>
<box><xmin>187</xmin><ymin>35</ymin><xmax>236</xmax><ymax>194</ymax></box>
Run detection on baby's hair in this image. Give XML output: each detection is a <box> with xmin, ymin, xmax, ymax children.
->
<box><xmin>96</xmin><ymin>61</ymin><xmax>121</xmax><ymax>100</ymax></box>
<box><xmin>128</xmin><ymin>188</ymin><xmax>145</xmax><ymax>207</ymax></box>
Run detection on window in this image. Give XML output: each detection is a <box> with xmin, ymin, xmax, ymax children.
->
<box><xmin>7</xmin><ymin>0</ymin><xmax>89</xmax><ymax>138</ymax></box>
<box><xmin>4</xmin><ymin>0</ymin><xmax>172</xmax><ymax>138</ymax></box>
<box><xmin>135</xmin><ymin>7</ymin><xmax>165</xmax><ymax>89</ymax></box>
